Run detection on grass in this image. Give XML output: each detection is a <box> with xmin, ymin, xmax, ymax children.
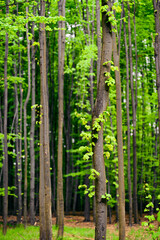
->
<box><xmin>0</xmin><ymin>224</ymin><xmax>152</xmax><ymax>240</ymax></box>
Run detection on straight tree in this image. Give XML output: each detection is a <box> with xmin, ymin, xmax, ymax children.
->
<box><xmin>30</xmin><ymin>5</ymin><xmax>36</xmax><ymax>225</ymax></box>
<box><xmin>153</xmin><ymin>0</ymin><xmax>160</xmax><ymax>174</ymax></box>
<box><xmin>57</xmin><ymin>0</ymin><xmax>66</xmax><ymax>238</ymax></box>
<box><xmin>128</xmin><ymin>2</ymin><xmax>138</xmax><ymax>224</ymax></box>
<box><xmin>112</xmin><ymin>17</ymin><xmax>126</xmax><ymax>240</ymax></box>
<box><xmin>123</xmin><ymin>3</ymin><xmax>132</xmax><ymax>226</ymax></box>
<box><xmin>3</xmin><ymin>0</ymin><xmax>9</xmax><ymax>235</ymax></box>
<box><xmin>24</xmin><ymin>2</ymin><xmax>31</xmax><ymax>227</ymax></box>
<box><xmin>92</xmin><ymin>1</ymin><xmax>112</xmax><ymax>239</ymax></box>
<box><xmin>39</xmin><ymin>0</ymin><xmax>53</xmax><ymax>239</ymax></box>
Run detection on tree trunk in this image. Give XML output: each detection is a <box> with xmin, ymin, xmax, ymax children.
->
<box><xmin>92</xmin><ymin>1</ymin><xmax>112</xmax><ymax>239</ymax></box>
<box><xmin>57</xmin><ymin>0</ymin><xmax>66</xmax><ymax>238</ymax></box>
<box><xmin>128</xmin><ymin>2</ymin><xmax>139</xmax><ymax>224</ymax></box>
<box><xmin>153</xmin><ymin>0</ymin><xmax>160</xmax><ymax>179</ymax></box>
<box><xmin>30</xmin><ymin>6</ymin><xmax>36</xmax><ymax>225</ymax></box>
<box><xmin>17</xmin><ymin>76</ymin><xmax>23</xmax><ymax>223</ymax></box>
<box><xmin>123</xmin><ymin>3</ymin><xmax>132</xmax><ymax>226</ymax></box>
<box><xmin>96</xmin><ymin>0</ymin><xmax>101</xmax><ymax>87</ymax></box>
<box><xmin>112</xmin><ymin>26</ymin><xmax>126</xmax><ymax>240</ymax></box>
<box><xmin>133</xmin><ymin>0</ymin><xmax>138</xmax><ymax>109</ymax></box>
<box><xmin>14</xmin><ymin>68</ymin><xmax>19</xmax><ymax>217</ymax></box>
<box><xmin>39</xmin><ymin>1</ymin><xmax>53</xmax><ymax>239</ymax></box>
<box><xmin>24</xmin><ymin>3</ymin><xmax>31</xmax><ymax>228</ymax></box>
<box><xmin>3</xmin><ymin>0</ymin><xmax>9</xmax><ymax>235</ymax></box>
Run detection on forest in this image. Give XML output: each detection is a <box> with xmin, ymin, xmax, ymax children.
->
<box><xmin>0</xmin><ymin>0</ymin><xmax>160</xmax><ymax>239</ymax></box>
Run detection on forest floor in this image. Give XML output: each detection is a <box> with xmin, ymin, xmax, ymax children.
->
<box><xmin>0</xmin><ymin>213</ymin><xmax>159</xmax><ymax>239</ymax></box>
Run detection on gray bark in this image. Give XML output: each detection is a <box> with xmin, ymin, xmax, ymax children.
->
<box><xmin>57</xmin><ymin>0</ymin><xmax>66</xmax><ymax>238</ymax></box>
<box><xmin>92</xmin><ymin>1</ymin><xmax>112</xmax><ymax>239</ymax></box>
<box><xmin>128</xmin><ymin>2</ymin><xmax>139</xmax><ymax>224</ymax></box>
<box><xmin>3</xmin><ymin>0</ymin><xmax>9</xmax><ymax>235</ymax></box>
<box><xmin>24</xmin><ymin>3</ymin><xmax>31</xmax><ymax>228</ymax></box>
<box><xmin>29</xmin><ymin>6</ymin><xmax>36</xmax><ymax>225</ymax></box>
<box><xmin>123</xmin><ymin>3</ymin><xmax>132</xmax><ymax>226</ymax></box>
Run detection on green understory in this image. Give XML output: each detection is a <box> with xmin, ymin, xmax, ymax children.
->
<box><xmin>0</xmin><ymin>224</ymin><xmax>152</xmax><ymax>240</ymax></box>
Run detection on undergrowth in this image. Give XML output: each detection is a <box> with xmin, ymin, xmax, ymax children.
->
<box><xmin>0</xmin><ymin>224</ymin><xmax>153</xmax><ymax>240</ymax></box>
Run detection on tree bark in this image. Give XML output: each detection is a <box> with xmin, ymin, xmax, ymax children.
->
<box><xmin>128</xmin><ymin>2</ymin><xmax>139</xmax><ymax>224</ymax></box>
<box><xmin>3</xmin><ymin>0</ymin><xmax>9</xmax><ymax>235</ymax></box>
<box><xmin>17</xmin><ymin>76</ymin><xmax>23</xmax><ymax>223</ymax></box>
<box><xmin>123</xmin><ymin>3</ymin><xmax>132</xmax><ymax>226</ymax></box>
<box><xmin>92</xmin><ymin>1</ymin><xmax>112</xmax><ymax>239</ymax></box>
<box><xmin>39</xmin><ymin>1</ymin><xmax>53</xmax><ymax>239</ymax></box>
<box><xmin>14</xmin><ymin>62</ymin><xmax>19</xmax><ymax>216</ymax></box>
<box><xmin>57</xmin><ymin>0</ymin><xmax>66</xmax><ymax>238</ymax></box>
<box><xmin>133</xmin><ymin>0</ymin><xmax>138</xmax><ymax>109</ymax></box>
<box><xmin>30</xmin><ymin>6</ymin><xmax>36</xmax><ymax>225</ymax></box>
<box><xmin>153</xmin><ymin>0</ymin><xmax>160</xmax><ymax>179</ymax></box>
<box><xmin>96</xmin><ymin>0</ymin><xmax>101</xmax><ymax>87</ymax></box>
<box><xmin>24</xmin><ymin>3</ymin><xmax>31</xmax><ymax>228</ymax></box>
<box><xmin>112</xmin><ymin>25</ymin><xmax>126</xmax><ymax>240</ymax></box>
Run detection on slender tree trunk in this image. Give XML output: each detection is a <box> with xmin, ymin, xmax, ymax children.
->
<box><xmin>92</xmin><ymin>1</ymin><xmax>112</xmax><ymax>239</ymax></box>
<box><xmin>128</xmin><ymin>2</ymin><xmax>139</xmax><ymax>224</ymax></box>
<box><xmin>48</xmin><ymin>30</ymin><xmax>56</xmax><ymax>215</ymax></box>
<box><xmin>123</xmin><ymin>4</ymin><xmax>132</xmax><ymax>226</ymax></box>
<box><xmin>106</xmin><ymin>167</ymin><xmax>112</xmax><ymax>224</ymax></box>
<box><xmin>112</xmin><ymin>27</ymin><xmax>125</xmax><ymax>240</ymax></box>
<box><xmin>24</xmin><ymin>3</ymin><xmax>31</xmax><ymax>228</ymax></box>
<box><xmin>153</xmin><ymin>0</ymin><xmax>160</xmax><ymax>177</ymax></box>
<box><xmin>29</xmin><ymin>6</ymin><xmax>36</xmax><ymax>225</ymax></box>
<box><xmin>18</xmin><ymin>76</ymin><xmax>23</xmax><ymax>224</ymax></box>
<box><xmin>57</xmin><ymin>0</ymin><xmax>66</xmax><ymax>238</ymax></box>
<box><xmin>109</xmin><ymin>99</ymin><xmax>119</xmax><ymax>222</ymax></box>
<box><xmin>84</xmin><ymin>173</ymin><xmax>90</xmax><ymax>222</ymax></box>
<box><xmin>133</xmin><ymin>0</ymin><xmax>138</xmax><ymax>109</ymax></box>
<box><xmin>96</xmin><ymin>0</ymin><xmax>101</xmax><ymax>87</ymax></box>
<box><xmin>39</xmin><ymin>1</ymin><xmax>53</xmax><ymax>239</ymax></box>
<box><xmin>65</xmin><ymin>78</ymin><xmax>73</xmax><ymax>214</ymax></box>
<box><xmin>14</xmin><ymin>62</ymin><xmax>19</xmax><ymax>217</ymax></box>
<box><xmin>3</xmin><ymin>0</ymin><xmax>9</xmax><ymax>235</ymax></box>
<box><xmin>73</xmin><ymin>167</ymin><xmax>79</xmax><ymax>214</ymax></box>
<box><xmin>17</xmin><ymin>38</ymin><xmax>23</xmax><ymax>223</ymax></box>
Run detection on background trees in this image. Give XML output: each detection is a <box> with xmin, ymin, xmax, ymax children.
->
<box><xmin>0</xmin><ymin>0</ymin><xmax>160</xmax><ymax>239</ymax></box>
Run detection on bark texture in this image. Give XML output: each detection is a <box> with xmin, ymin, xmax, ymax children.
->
<box><xmin>30</xmin><ymin>6</ymin><xmax>36</xmax><ymax>225</ymax></box>
<box><xmin>39</xmin><ymin>1</ymin><xmax>53</xmax><ymax>239</ymax></box>
<box><xmin>3</xmin><ymin>0</ymin><xmax>9</xmax><ymax>235</ymax></box>
<box><xmin>112</xmin><ymin>26</ymin><xmax>125</xmax><ymax>240</ymax></box>
<box><xmin>57</xmin><ymin>0</ymin><xmax>66</xmax><ymax>238</ymax></box>
<box><xmin>24</xmin><ymin>4</ymin><xmax>31</xmax><ymax>227</ymax></box>
<box><xmin>128</xmin><ymin>2</ymin><xmax>139</xmax><ymax>224</ymax></box>
<box><xmin>123</xmin><ymin>3</ymin><xmax>132</xmax><ymax>226</ymax></box>
<box><xmin>96</xmin><ymin>0</ymin><xmax>101</xmax><ymax>86</ymax></box>
<box><xmin>92</xmin><ymin>1</ymin><xmax>112</xmax><ymax>239</ymax></box>
<box><xmin>153</xmin><ymin>0</ymin><xmax>160</xmax><ymax>177</ymax></box>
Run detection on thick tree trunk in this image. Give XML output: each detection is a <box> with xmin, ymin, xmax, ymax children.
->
<box><xmin>30</xmin><ymin>6</ymin><xmax>36</xmax><ymax>225</ymax></box>
<box><xmin>57</xmin><ymin>0</ymin><xmax>66</xmax><ymax>238</ymax></box>
<box><xmin>39</xmin><ymin>1</ymin><xmax>53</xmax><ymax>239</ymax></box>
<box><xmin>128</xmin><ymin>2</ymin><xmax>139</xmax><ymax>224</ymax></box>
<box><xmin>112</xmin><ymin>28</ymin><xmax>125</xmax><ymax>240</ymax></box>
<box><xmin>3</xmin><ymin>0</ymin><xmax>9</xmax><ymax>235</ymax></box>
<box><xmin>123</xmin><ymin>4</ymin><xmax>132</xmax><ymax>226</ymax></box>
<box><xmin>24</xmin><ymin>3</ymin><xmax>31</xmax><ymax>228</ymax></box>
<box><xmin>92</xmin><ymin>1</ymin><xmax>112</xmax><ymax>239</ymax></box>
